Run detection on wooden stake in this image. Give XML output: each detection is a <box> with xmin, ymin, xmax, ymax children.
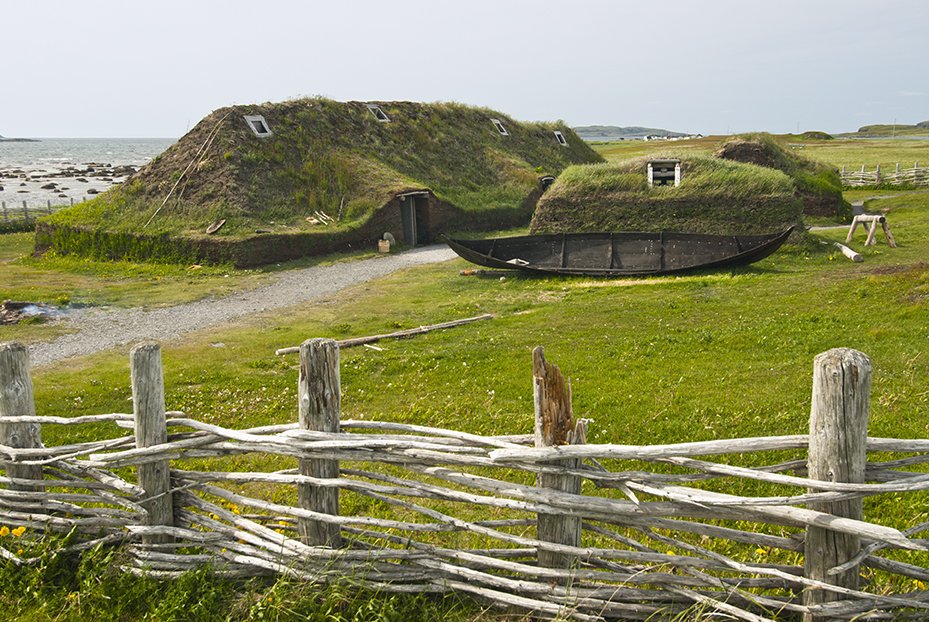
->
<box><xmin>0</xmin><ymin>343</ymin><xmax>43</xmax><ymax>492</ymax></box>
<box><xmin>533</xmin><ymin>346</ymin><xmax>582</xmax><ymax>572</ymax></box>
<box><xmin>297</xmin><ymin>338</ymin><xmax>342</xmax><ymax>547</ymax></box>
<box><xmin>804</xmin><ymin>349</ymin><xmax>871</xmax><ymax>621</ymax></box>
<box><xmin>131</xmin><ymin>343</ymin><xmax>174</xmax><ymax>544</ymax></box>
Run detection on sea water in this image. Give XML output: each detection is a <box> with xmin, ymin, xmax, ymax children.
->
<box><xmin>0</xmin><ymin>137</ymin><xmax>175</xmax><ymax>207</ymax></box>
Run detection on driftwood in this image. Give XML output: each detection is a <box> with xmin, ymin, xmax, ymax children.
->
<box><xmin>276</xmin><ymin>314</ymin><xmax>494</xmax><ymax>355</ymax></box>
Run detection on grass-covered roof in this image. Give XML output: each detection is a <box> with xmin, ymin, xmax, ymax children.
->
<box><xmin>45</xmin><ymin>99</ymin><xmax>602</xmax><ymax>238</ymax></box>
<box><xmin>714</xmin><ymin>133</ymin><xmax>848</xmax><ymax>218</ymax></box>
<box><xmin>530</xmin><ymin>154</ymin><xmax>804</xmax><ymax>235</ymax></box>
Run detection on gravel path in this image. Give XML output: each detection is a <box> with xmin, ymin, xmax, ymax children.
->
<box><xmin>29</xmin><ymin>245</ymin><xmax>457</xmax><ymax>368</ymax></box>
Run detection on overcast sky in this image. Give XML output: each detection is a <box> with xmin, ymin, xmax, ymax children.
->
<box><xmin>5</xmin><ymin>0</ymin><xmax>927</xmax><ymax>137</ymax></box>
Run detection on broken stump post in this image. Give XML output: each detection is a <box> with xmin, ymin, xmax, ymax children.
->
<box><xmin>297</xmin><ymin>338</ymin><xmax>342</xmax><ymax>547</ymax></box>
<box><xmin>803</xmin><ymin>348</ymin><xmax>871</xmax><ymax>621</ymax></box>
<box><xmin>533</xmin><ymin>346</ymin><xmax>582</xmax><ymax>572</ymax></box>
<box><xmin>131</xmin><ymin>343</ymin><xmax>174</xmax><ymax>544</ymax></box>
<box><xmin>0</xmin><ymin>343</ymin><xmax>43</xmax><ymax>492</ymax></box>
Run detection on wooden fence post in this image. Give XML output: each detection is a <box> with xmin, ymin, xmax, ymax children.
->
<box><xmin>130</xmin><ymin>343</ymin><xmax>174</xmax><ymax>544</ymax></box>
<box><xmin>0</xmin><ymin>343</ymin><xmax>43</xmax><ymax>492</ymax></box>
<box><xmin>2</xmin><ymin>201</ymin><xmax>7</xmax><ymax>221</ymax></box>
<box><xmin>297</xmin><ymin>338</ymin><xmax>342</xmax><ymax>547</ymax></box>
<box><xmin>533</xmin><ymin>346</ymin><xmax>582</xmax><ymax>571</ymax></box>
<box><xmin>21</xmin><ymin>201</ymin><xmax>28</xmax><ymax>219</ymax></box>
<box><xmin>803</xmin><ymin>348</ymin><xmax>871</xmax><ymax>621</ymax></box>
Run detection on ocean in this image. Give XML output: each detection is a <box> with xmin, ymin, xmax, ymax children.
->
<box><xmin>0</xmin><ymin>137</ymin><xmax>175</xmax><ymax>208</ymax></box>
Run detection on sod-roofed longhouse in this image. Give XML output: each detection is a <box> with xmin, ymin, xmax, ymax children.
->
<box><xmin>529</xmin><ymin>155</ymin><xmax>804</xmax><ymax>236</ymax></box>
<box><xmin>36</xmin><ymin>99</ymin><xmax>601</xmax><ymax>266</ymax></box>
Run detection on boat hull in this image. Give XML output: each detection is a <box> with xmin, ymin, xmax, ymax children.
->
<box><xmin>444</xmin><ymin>228</ymin><xmax>793</xmax><ymax>276</ymax></box>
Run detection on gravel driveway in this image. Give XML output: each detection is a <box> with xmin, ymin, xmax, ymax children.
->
<box><xmin>29</xmin><ymin>245</ymin><xmax>456</xmax><ymax>368</ymax></box>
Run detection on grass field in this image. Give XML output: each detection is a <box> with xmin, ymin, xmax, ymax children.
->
<box><xmin>2</xmin><ymin>132</ymin><xmax>929</xmax><ymax>619</ymax></box>
<box><xmin>594</xmin><ymin>134</ymin><xmax>929</xmax><ymax>173</ymax></box>
<box><xmin>2</xmin><ymin>186</ymin><xmax>928</xmax><ymax>620</ymax></box>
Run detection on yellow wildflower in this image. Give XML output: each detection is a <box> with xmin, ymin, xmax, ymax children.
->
<box><xmin>12</xmin><ymin>526</ymin><xmax>25</xmax><ymax>537</ymax></box>
<box><xmin>16</xmin><ymin>549</ymin><xmax>23</xmax><ymax>556</ymax></box>
<box><xmin>0</xmin><ymin>526</ymin><xmax>9</xmax><ymax>537</ymax></box>
<box><xmin>755</xmin><ymin>548</ymin><xmax>768</xmax><ymax>556</ymax></box>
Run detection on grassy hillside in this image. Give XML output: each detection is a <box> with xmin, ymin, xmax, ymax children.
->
<box><xmin>44</xmin><ymin>99</ymin><xmax>601</xmax><ymax>239</ymax></box>
<box><xmin>573</xmin><ymin>125</ymin><xmax>693</xmax><ymax>140</ymax></box>
<box><xmin>530</xmin><ymin>154</ymin><xmax>803</xmax><ymax>234</ymax></box>
<box><xmin>841</xmin><ymin>121</ymin><xmax>929</xmax><ymax>138</ymax></box>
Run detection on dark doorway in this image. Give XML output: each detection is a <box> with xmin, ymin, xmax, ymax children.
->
<box><xmin>400</xmin><ymin>194</ymin><xmax>430</xmax><ymax>246</ymax></box>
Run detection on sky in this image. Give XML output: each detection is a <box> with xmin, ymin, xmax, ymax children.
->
<box><xmin>4</xmin><ymin>0</ymin><xmax>928</xmax><ymax>138</ymax></box>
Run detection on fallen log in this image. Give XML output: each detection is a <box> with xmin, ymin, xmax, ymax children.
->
<box><xmin>275</xmin><ymin>314</ymin><xmax>494</xmax><ymax>355</ymax></box>
<box><xmin>833</xmin><ymin>242</ymin><xmax>863</xmax><ymax>262</ymax></box>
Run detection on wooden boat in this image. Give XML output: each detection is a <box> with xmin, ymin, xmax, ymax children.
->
<box><xmin>444</xmin><ymin>228</ymin><xmax>793</xmax><ymax>276</ymax></box>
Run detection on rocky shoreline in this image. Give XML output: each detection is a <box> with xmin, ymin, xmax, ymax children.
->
<box><xmin>0</xmin><ymin>162</ymin><xmax>138</xmax><ymax>206</ymax></box>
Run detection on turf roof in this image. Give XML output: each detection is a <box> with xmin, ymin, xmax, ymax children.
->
<box><xmin>45</xmin><ymin>99</ymin><xmax>602</xmax><ymax>238</ymax></box>
<box><xmin>530</xmin><ymin>154</ymin><xmax>804</xmax><ymax>235</ymax></box>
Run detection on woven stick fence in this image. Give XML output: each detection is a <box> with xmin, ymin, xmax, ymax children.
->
<box><xmin>840</xmin><ymin>163</ymin><xmax>929</xmax><ymax>187</ymax></box>
<box><xmin>3</xmin><ymin>340</ymin><xmax>929</xmax><ymax>621</ymax></box>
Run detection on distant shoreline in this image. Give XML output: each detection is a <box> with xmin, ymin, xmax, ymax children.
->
<box><xmin>0</xmin><ymin>137</ymin><xmax>40</xmax><ymax>143</ymax></box>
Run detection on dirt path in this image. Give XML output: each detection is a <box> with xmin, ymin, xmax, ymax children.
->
<box><xmin>28</xmin><ymin>245</ymin><xmax>457</xmax><ymax>368</ymax></box>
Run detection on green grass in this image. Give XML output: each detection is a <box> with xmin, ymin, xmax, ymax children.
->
<box><xmin>0</xmin><ymin>538</ymin><xmax>484</xmax><ymax>622</ymax></box>
<box><xmin>838</xmin><ymin>121</ymin><xmax>929</xmax><ymax>138</ymax></box>
<box><xmin>595</xmin><ymin>134</ymin><xmax>929</xmax><ymax>177</ymax></box>
<box><xmin>5</xmin><ymin>188</ymin><xmax>929</xmax><ymax>619</ymax></box>
<box><xmin>0</xmin><ymin>232</ymin><xmax>261</xmax><ymax>308</ymax></box>
<box><xmin>0</xmin><ymin>232</ymin><xmax>380</xmax><ymax>343</ymax></box>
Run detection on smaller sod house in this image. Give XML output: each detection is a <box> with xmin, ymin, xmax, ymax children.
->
<box><xmin>37</xmin><ymin>99</ymin><xmax>601</xmax><ymax>267</ymax></box>
<box><xmin>714</xmin><ymin>133</ymin><xmax>849</xmax><ymax>219</ymax></box>
<box><xmin>530</xmin><ymin>155</ymin><xmax>804</xmax><ymax>236</ymax></box>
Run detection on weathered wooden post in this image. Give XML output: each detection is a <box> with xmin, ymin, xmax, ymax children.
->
<box><xmin>130</xmin><ymin>343</ymin><xmax>174</xmax><ymax>544</ymax></box>
<box><xmin>22</xmin><ymin>201</ymin><xmax>28</xmax><ymax>219</ymax></box>
<box><xmin>0</xmin><ymin>343</ymin><xmax>43</xmax><ymax>492</ymax></box>
<box><xmin>297</xmin><ymin>338</ymin><xmax>342</xmax><ymax>547</ymax></box>
<box><xmin>533</xmin><ymin>346</ymin><xmax>582</xmax><ymax>571</ymax></box>
<box><xmin>46</xmin><ymin>200</ymin><xmax>52</xmax><ymax>214</ymax></box>
<box><xmin>803</xmin><ymin>348</ymin><xmax>871</xmax><ymax>621</ymax></box>
<box><xmin>875</xmin><ymin>163</ymin><xmax>881</xmax><ymax>183</ymax></box>
<box><xmin>2</xmin><ymin>201</ymin><xmax>7</xmax><ymax>222</ymax></box>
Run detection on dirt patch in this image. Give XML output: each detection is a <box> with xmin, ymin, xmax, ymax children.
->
<box><xmin>861</xmin><ymin>262</ymin><xmax>929</xmax><ymax>276</ymax></box>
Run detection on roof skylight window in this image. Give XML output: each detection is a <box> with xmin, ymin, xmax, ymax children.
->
<box><xmin>553</xmin><ymin>130</ymin><xmax>568</xmax><ymax>146</ymax></box>
<box><xmin>367</xmin><ymin>104</ymin><xmax>390</xmax><ymax>123</ymax></box>
<box><xmin>491</xmin><ymin>119</ymin><xmax>509</xmax><ymax>136</ymax></box>
<box><xmin>244</xmin><ymin>115</ymin><xmax>272</xmax><ymax>137</ymax></box>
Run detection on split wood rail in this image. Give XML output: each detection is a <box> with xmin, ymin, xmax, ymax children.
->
<box><xmin>840</xmin><ymin>163</ymin><xmax>929</xmax><ymax>187</ymax></box>
<box><xmin>2</xmin><ymin>341</ymin><xmax>929</xmax><ymax>621</ymax></box>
